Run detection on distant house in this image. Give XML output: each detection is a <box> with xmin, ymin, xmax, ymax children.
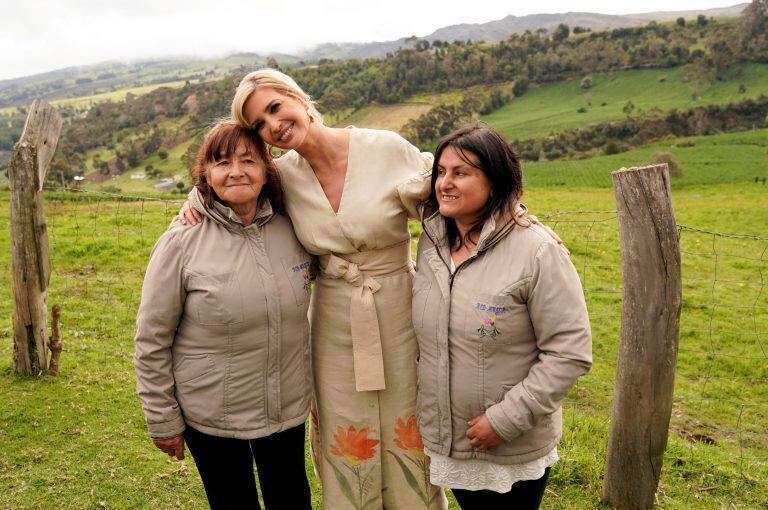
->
<box><xmin>154</xmin><ymin>177</ymin><xmax>176</xmax><ymax>191</ymax></box>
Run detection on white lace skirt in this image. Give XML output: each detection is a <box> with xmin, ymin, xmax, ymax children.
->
<box><xmin>424</xmin><ymin>447</ymin><xmax>558</xmax><ymax>493</ymax></box>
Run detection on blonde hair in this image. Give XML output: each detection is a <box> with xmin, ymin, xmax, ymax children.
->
<box><xmin>231</xmin><ymin>69</ymin><xmax>323</xmax><ymax>127</ymax></box>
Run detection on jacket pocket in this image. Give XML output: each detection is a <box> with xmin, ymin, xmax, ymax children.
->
<box><xmin>281</xmin><ymin>254</ymin><xmax>313</xmax><ymax>307</ymax></box>
<box><xmin>174</xmin><ymin>353</ymin><xmax>215</xmax><ymax>384</ymax></box>
<box><xmin>174</xmin><ymin>354</ymin><xmax>225</xmax><ymax>428</ymax></box>
<box><xmin>187</xmin><ymin>272</ymin><xmax>244</xmax><ymax>325</ymax></box>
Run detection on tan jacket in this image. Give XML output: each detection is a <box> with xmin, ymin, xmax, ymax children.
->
<box><xmin>134</xmin><ymin>189</ymin><xmax>312</xmax><ymax>440</ymax></box>
<box><xmin>412</xmin><ymin>208</ymin><xmax>592</xmax><ymax>464</ymax></box>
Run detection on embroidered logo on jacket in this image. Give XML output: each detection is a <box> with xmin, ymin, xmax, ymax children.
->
<box><xmin>475</xmin><ymin>302</ymin><xmax>505</xmax><ymax>337</ymax></box>
<box><xmin>292</xmin><ymin>261</ymin><xmax>312</xmax><ymax>291</ymax></box>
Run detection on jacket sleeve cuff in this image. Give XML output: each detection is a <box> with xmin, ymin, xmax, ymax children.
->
<box><xmin>147</xmin><ymin>414</ymin><xmax>186</xmax><ymax>440</ymax></box>
<box><xmin>485</xmin><ymin>403</ymin><xmax>523</xmax><ymax>443</ymax></box>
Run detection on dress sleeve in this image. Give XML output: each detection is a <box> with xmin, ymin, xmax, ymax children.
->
<box><xmin>395</xmin><ymin>137</ymin><xmax>434</xmax><ymax>220</ymax></box>
<box><xmin>134</xmin><ymin>229</ymin><xmax>187</xmax><ymax>439</ymax></box>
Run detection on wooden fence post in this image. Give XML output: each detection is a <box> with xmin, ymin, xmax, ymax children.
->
<box><xmin>602</xmin><ymin>164</ymin><xmax>682</xmax><ymax>509</ymax></box>
<box><xmin>9</xmin><ymin>99</ymin><xmax>62</xmax><ymax>375</ymax></box>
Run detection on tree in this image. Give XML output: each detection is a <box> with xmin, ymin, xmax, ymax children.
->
<box><xmin>706</xmin><ymin>36</ymin><xmax>736</xmax><ymax>79</ymax></box>
<box><xmin>512</xmin><ymin>77</ymin><xmax>529</xmax><ymax>97</ymax></box>
<box><xmin>739</xmin><ymin>0</ymin><xmax>768</xmax><ymax>53</ymax></box>
<box><xmin>676</xmin><ymin>17</ymin><xmax>686</xmax><ymax>27</ymax></box>
<box><xmin>553</xmin><ymin>23</ymin><xmax>570</xmax><ymax>42</ymax></box>
<box><xmin>158</xmin><ymin>149</ymin><xmax>169</xmax><ymax>160</ymax></box>
<box><xmin>697</xmin><ymin>14</ymin><xmax>708</xmax><ymax>27</ymax></box>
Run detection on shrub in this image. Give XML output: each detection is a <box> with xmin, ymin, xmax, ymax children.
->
<box><xmin>676</xmin><ymin>139</ymin><xmax>696</xmax><ymax>147</ymax></box>
<box><xmin>512</xmin><ymin>78</ymin><xmax>529</xmax><ymax>97</ymax></box>
<box><xmin>580</xmin><ymin>76</ymin><xmax>593</xmax><ymax>90</ymax></box>
<box><xmin>577</xmin><ymin>107</ymin><xmax>588</xmax><ymax>113</ymax></box>
<box><xmin>649</xmin><ymin>151</ymin><xmax>683</xmax><ymax>178</ymax></box>
<box><xmin>158</xmin><ymin>149</ymin><xmax>169</xmax><ymax>160</ymax></box>
<box><xmin>603</xmin><ymin>140</ymin><xmax>624</xmax><ymax>155</ymax></box>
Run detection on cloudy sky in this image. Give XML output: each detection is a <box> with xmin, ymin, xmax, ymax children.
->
<box><xmin>0</xmin><ymin>0</ymin><xmax>742</xmax><ymax>81</ymax></box>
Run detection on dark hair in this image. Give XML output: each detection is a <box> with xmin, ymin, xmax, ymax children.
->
<box><xmin>190</xmin><ymin>121</ymin><xmax>282</xmax><ymax>211</ymax></box>
<box><xmin>427</xmin><ymin>124</ymin><xmax>524</xmax><ymax>250</ymax></box>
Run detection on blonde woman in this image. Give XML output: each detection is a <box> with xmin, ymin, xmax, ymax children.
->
<box><xmin>180</xmin><ymin>69</ymin><xmax>447</xmax><ymax>509</ymax></box>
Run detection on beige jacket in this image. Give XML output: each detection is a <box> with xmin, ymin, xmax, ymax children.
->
<box><xmin>412</xmin><ymin>208</ymin><xmax>592</xmax><ymax>464</ymax></box>
<box><xmin>134</xmin><ymin>189</ymin><xmax>312</xmax><ymax>440</ymax></box>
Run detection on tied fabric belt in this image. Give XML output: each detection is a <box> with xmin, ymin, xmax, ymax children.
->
<box><xmin>319</xmin><ymin>240</ymin><xmax>412</xmax><ymax>392</ymax></box>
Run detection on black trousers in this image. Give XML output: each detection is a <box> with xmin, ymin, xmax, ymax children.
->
<box><xmin>451</xmin><ymin>467</ymin><xmax>550</xmax><ymax>510</ymax></box>
<box><xmin>184</xmin><ymin>423</ymin><xmax>311</xmax><ymax>510</ymax></box>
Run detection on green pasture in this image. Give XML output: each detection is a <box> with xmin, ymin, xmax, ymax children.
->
<box><xmin>524</xmin><ymin>129</ymin><xmax>768</xmax><ymax>188</ymax></box>
<box><xmin>483</xmin><ymin>63</ymin><xmax>768</xmax><ymax>140</ymax></box>
<box><xmin>50</xmin><ymin>81</ymin><xmax>192</xmax><ymax>111</ymax></box>
<box><xmin>1</xmin><ymin>146</ymin><xmax>767</xmax><ymax>508</ymax></box>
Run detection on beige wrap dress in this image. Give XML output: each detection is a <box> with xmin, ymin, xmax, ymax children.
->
<box><xmin>275</xmin><ymin>128</ymin><xmax>447</xmax><ymax>510</ymax></box>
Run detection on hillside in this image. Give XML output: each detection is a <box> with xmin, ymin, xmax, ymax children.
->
<box><xmin>302</xmin><ymin>4</ymin><xmax>747</xmax><ymax>60</ymax></box>
<box><xmin>2</xmin><ymin>3</ymin><xmax>747</xmax><ymax>108</ymax></box>
<box><xmin>0</xmin><ymin>53</ymin><xmax>299</xmax><ymax>109</ymax></box>
<box><xmin>2</xmin><ymin>10</ymin><xmax>766</xmax><ymax>195</ymax></box>
<box><xmin>67</xmin><ymin>64</ymin><xmax>767</xmax><ymax>197</ymax></box>
<box><xmin>482</xmin><ymin>63</ymin><xmax>768</xmax><ymax>140</ymax></box>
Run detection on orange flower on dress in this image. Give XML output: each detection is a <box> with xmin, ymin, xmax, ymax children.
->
<box><xmin>394</xmin><ymin>415</ymin><xmax>425</xmax><ymax>457</ymax></box>
<box><xmin>330</xmin><ymin>425</ymin><xmax>380</xmax><ymax>466</ymax></box>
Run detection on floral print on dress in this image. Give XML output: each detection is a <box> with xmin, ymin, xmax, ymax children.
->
<box><xmin>474</xmin><ymin>302</ymin><xmax>505</xmax><ymax>337</ymax></box>
<box><xmin>328</xmin><ymin>425</ymin><xmax>380</xmax><ymax>510</ymax></box>
<box><xmin>388</xmin><ymin>415</ymin><xmax>443</xmax><ymax>507</ymax></box>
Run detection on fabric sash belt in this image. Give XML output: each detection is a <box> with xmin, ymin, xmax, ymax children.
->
<box><xmin>318</xmin><ymin>240</ymin><xmax>412</xmax><ymax>392</ymax></box>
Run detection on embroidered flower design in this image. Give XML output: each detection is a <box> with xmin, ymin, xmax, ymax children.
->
<box><xmin>292</xmin><ymin>261</ymin><xmax>313</xmax><ymax>291</ymax></box>
<box><xmin>330</xmin><ymin>425</ymin><xmax>380</xmax><ymax>466</ymax></box>
<box><xmin>475</xmin><ymin>302</ymin><xmax>504</xmax><ymax>337</ymax></box>
<box><xmin>478</xmin><ymin>314</ymin><xmax>500</xmax><ymax>337</ymax></box>
<box><xmin>394</xmin><ymin>415</ymin><xmax>425</xmax><ymax>457</ymax></box>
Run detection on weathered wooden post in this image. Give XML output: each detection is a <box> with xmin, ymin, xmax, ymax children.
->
<box><xmin>9</xmin><ymin>99</ymin><xmax>62</xmax><ymax>375</ymax></box>
<box><xmin>602</xmin><ymin>164</ymin><xmax>682</xmax><ymax>509</ymax></box>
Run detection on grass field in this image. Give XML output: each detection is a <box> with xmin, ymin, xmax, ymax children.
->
<box><xmin>482</xmin><ymin>63</ymin><xmax>768</xmax><ymax>140</ymax></box>
<box><xmin>0</xmin><ymin>81</ymin><xmax>193</xmax><ymax>116</ymax></box>
<box><xmin>1</xmin><ymin>175</ymin><xmax>766</xmax><ymax>509</ymax></box>
<box><xmin>524</xmin><ymin>129</ymin><xmax>768</xmax><ymax>189</ymax></box>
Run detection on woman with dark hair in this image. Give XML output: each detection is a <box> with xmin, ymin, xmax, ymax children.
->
<box><xmin>134</xmin><ymin>120</ymin><xmax>313</xmax><ymax>510</ymax></box>
<box><xmin>412</xmin><ymin>125</ymin><xmax>592</xmax><ymax>509</ymax></box>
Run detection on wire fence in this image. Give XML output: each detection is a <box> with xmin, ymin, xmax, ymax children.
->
<box><xmin>538</xmin><ymin>210</ymin><xmax>768</xmax><ymax>505</ymax></box>
<box><xmin>0</xmin><ymin>190</ymin><xmax>766</xmax><ymax>506</ymax></box>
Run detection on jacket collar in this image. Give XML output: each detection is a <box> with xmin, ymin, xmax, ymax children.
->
<box><xmin>421</xmin><ymin>202</ymin><xmax>527</xmax><ymax>262</ymax></box>
<box><xmin>188</xmin><ymin>188</ymin><xmax>274</xmax><ymax>233</ymax></box>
